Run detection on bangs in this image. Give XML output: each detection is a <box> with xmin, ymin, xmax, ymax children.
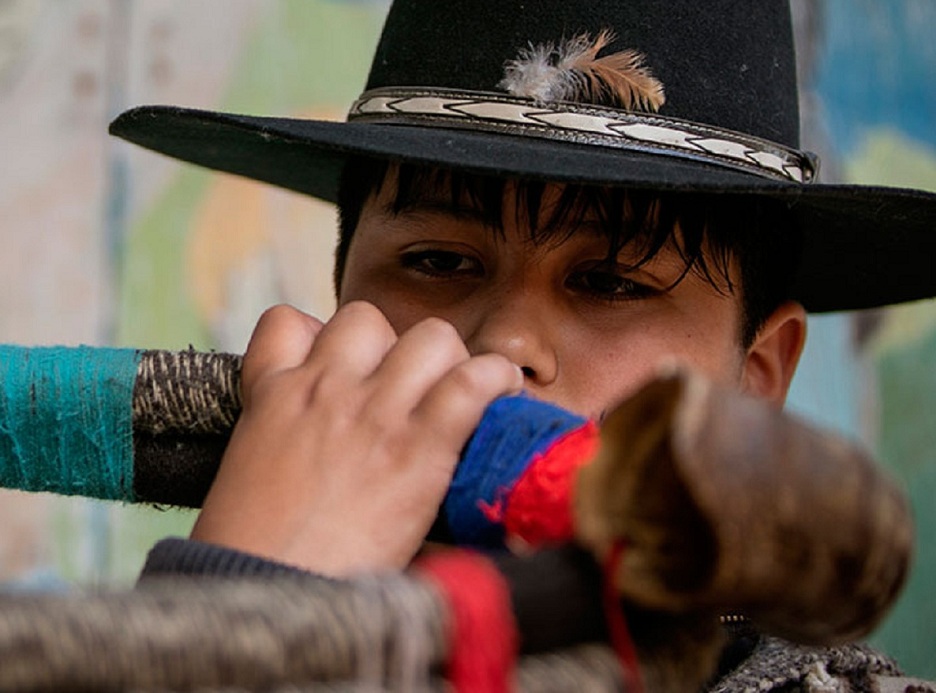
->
<box><xmin>383</xmin><ymin>162</ymin><xmax>735</xmax><ymax>294</ymax></box>
<box><xmin>336</xmin><ymin>157</ymin><xmax>799</xmax><ymax>347</ymax></box>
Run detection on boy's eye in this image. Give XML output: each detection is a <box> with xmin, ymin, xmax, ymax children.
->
<box><xmin>400</xmin><ymin>250</ymin><xmax>481</xmax><ymax>277</ymax></box>
<box><xmin>567</xmin><ymin>265</ymin><xmax>657</xmax><ymax>301</ymax></box>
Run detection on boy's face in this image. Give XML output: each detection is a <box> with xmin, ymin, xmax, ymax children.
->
<box><xmin>338</xmin><ymin>177</ymin><xmax>749</xmax><ymax>421</ymax></box>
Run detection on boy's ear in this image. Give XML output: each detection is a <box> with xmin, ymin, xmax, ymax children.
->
<box><xmin>741</xmin><ymin>301</ymin><xmax>807</xmax><ymax>406</ymax></box>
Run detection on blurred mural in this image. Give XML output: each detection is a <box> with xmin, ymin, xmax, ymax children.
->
<box><xmin>788</xmin><ymin>0</ymin><xmax>936</xmax><ymax>675</ymax></box>
<box><xmin>0</xmin><ymin>0</ymin><xmax>933</xmax><ymax>677</ymax></box>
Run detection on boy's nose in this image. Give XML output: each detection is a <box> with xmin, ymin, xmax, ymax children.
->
<box><xmin>462</xmin><ymin>297</ymin><xmax>559</xmax><ymax>387</ymax></box>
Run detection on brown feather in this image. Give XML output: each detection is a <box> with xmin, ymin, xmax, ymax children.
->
<box><xmin>562</xmin><ymin>29</ymin><xmax>666</xmax><ymax>112</ymax></box>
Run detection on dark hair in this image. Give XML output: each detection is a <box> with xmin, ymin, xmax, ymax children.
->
<box><xmin>335</xmin><ymin>157</ymin><xmax>801</xmax><ymax>348</ymax></box>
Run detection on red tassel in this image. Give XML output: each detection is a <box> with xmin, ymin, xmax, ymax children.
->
<box><xmin>502</xmin><ymin>422</ymin><xmax>599</xmax><ymax>547</ymax></box>
<box><xmin>604</xmin><ymin>541</ymin><xmax>645</xmax><ymax>693</ymax></box>
<box><xmin>415</xmin><ymin>550</ymin><xmax>519</xmax><ymax>693</ymax></box>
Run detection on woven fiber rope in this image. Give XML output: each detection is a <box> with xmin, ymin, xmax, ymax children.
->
<box><xmin>0</xmin><ymin>575</ymin><xmax>446</xmax><ymax>691</ymax></box>
<box><xmin>0</xmin><ymin>566</ymin><xmax>625</xmax><ymax>693</ymax></box>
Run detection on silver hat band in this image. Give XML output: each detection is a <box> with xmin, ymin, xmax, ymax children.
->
<box><xmin>349</xmin><ymin>87</ymin><xmax>818</xmax><ymax>184</ymax></box>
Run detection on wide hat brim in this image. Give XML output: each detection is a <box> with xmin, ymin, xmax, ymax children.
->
<box><xmin>110</xmin><ymin>104</ymin><xmax>936</xmax><ymax>314</ymax></box>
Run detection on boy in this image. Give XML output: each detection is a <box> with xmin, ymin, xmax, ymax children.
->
<box><xmin>111</xmin><ymin>0</ymin><xmax>936</xmax><ymax>688</ymax></box>
<box><xmin>182</xmin><ymin>166</ymin><xmax>808</xmax><ymax>577</ymax></box>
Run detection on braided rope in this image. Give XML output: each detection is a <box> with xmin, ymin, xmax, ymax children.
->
<box><xmin>133</xmin><ymin>349</ymin><xmax>242</xmax><ymax>435</ymax></box>
<box><xmin>130</xmin><ymin>350</ymin><xmax>241</xmax><ymax>506</ymax></box>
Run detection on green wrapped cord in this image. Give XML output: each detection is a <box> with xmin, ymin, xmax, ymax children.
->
<box><xmin>0</xmin><ymin>345</ymin><xmax>141</xmax><ymax>501</ymax></box>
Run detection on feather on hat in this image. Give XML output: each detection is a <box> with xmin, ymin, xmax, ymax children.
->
<box><xmin>109</xmin><ymin>0</ymin><xmax>936</xmax><ymax>312</ymax></box>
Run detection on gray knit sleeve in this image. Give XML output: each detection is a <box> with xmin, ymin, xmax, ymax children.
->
<box><xmin>139</xmin><ymin>537</ymin><xmax>314</xmax><ymax>581</ymax></box>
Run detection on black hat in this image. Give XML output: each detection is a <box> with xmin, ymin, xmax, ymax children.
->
<box><xmin>109</xmin><ymin>0</ymin><xmax>936</xmax><ymax>312</ymax></box>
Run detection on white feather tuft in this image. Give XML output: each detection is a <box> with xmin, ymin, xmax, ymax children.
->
<box><xmin>499</xmin><ymin>41</ymin><xmax>565</xmax><ymax>103</ymax></box>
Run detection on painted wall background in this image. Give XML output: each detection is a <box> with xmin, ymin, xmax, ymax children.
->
<box><xmin>786</xmin><ymin>0</ymin><xmax>936</xmax><ymax>676</ymax></box>
<box><xmin>0</xmin><ymin>0</ymin><xmax>933</xmax><ymax>678</ymax></box>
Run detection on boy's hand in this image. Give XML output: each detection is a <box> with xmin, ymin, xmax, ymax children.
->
<box><xmin>190</xmin><ymin>302</ymin><xmax>523</xmax><ymax>576</ymax></box>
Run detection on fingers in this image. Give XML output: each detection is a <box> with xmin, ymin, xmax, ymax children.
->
<box><xmin>359</xmin><ymin>313</ymin><xmax>523</xmax><ymax>438</ymax></box>
<box><xmin>241</xmin><ymin>305</ymin><xmax>324</xmax><ymax>397</ymax></box>
<box><xmin>413</xmin><ymin>352</ymin><xmax>524</xmax><ymax>445</ymax></box>
<box><xmin>303</xmin><ymin>301</ymin><xmax>398</xmax><ymax>380</ymax></box>
<box><xmin>243</xmin><ymin>303</ymin><xmax>521</xmax><ymax>425</ymax></box>
<box><xmin>367</xmin><ymin>317</ymin><xmax>472</xmax><ymax>405</ymax></box>
<box><xmin>240</xmin><ymin>301</ymin><xmax>398</xmax><ymax>405</ymax></box>
<box><xmin>196</xmin><ymin>300</ymin><xmax>525</xmax><ymax>575</ymax></box>
<box><xmin>252</xmin><ymin>302</ymin><xmax>525</xmax><ymax>463</ymax></box>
